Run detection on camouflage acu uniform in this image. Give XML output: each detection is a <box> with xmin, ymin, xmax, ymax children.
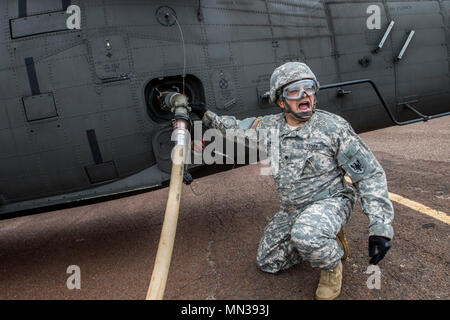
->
<box><xmin>202</xmin><ymin>108</ymin><xmax>394</xmax><ymax>272</ymax></box>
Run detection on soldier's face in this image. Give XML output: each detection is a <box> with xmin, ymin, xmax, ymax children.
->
<box><xmin>277</xmin><ymin>91</ymin><xmax>315</xmax><ymax>115</ymax></box>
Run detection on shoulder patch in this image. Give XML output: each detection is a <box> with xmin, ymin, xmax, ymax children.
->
<box><xmin>349</xmin><ymin>158</ymin><xmax>365</xmax><ymax>174</ymax></box>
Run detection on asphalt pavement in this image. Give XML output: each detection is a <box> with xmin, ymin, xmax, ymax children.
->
<box><xmin>0</xmin><ymin>116</ymin><xmax>448</xmax><ymax>300</ymax></box>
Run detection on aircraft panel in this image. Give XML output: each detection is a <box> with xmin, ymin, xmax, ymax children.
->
<box><xmin>393</xmin><ymin>28</ymin><xmax>446</xmax><ymax>50</ymax></box>
<box><xmin>210</xmin><ymin>67</ymin><xmax>238</xmax><ymax>112</ymax></box>
<box><xmin>206</xmin><ymin>43</ymin><xmax>233</xmax><ymax>66</ymax></box>
<box><xmin>101</xmin><ymin>84</ymin><xmax>134</xmax><ymax>111</ymax></box>
<box><xmin>11</xmin><ymin>59</ymin><xmax>51</xmax><ymax>97</ymax></box>
<box><xmin>268</xmin><ymin>12</ymin><xmax>326</xmax><ymax>28</ymax></box>
<box><xmin>327</xmin><ymin>1</ymin><xmax>384</xmax><ymax>18</ymax></box>
<box><xmin>130</xmin><ymin>40</ymin><xmax>165</xmax><ymax>73</ymax></box>
<box><xmin>12</xmin><ymin>119</ymin><xmax>66</xmax><ymax>155</ymax></box>
<box><xmin>102</xmin><ymin>108</ymin><xmax>145</xmax><ymax>139</ymax></box>
<box><xmin>22</xmin><ymin>93</ymin><xmax>58</xmax><ymax>121</ymax></box>
<box><xmin>268</xmin><ymin>0</ymin><xmax>324</xmax><ymax>15</ymax></box>
<box><xmin>271</xmin><ymin>25</ymin><xmax>330</xmax><ymax>39</ymax></box>
<box><xmin>49</xmin><ymin>53</ymin><xmax>92</xmax><ymax>89</ymax></box>
<box><xmin>0</xmin><ymin>157</ymin><xmax>23</xmax><ymax>183</ymax></box>
<box><xmin>443</xmin><ymin>0</ymin><xmax>450</xmax><ymax>19</ymax></box>
<box><xmin>90</xmin><ymin>35</ymin><xmax>130</xmax><ymax>80</ymax></box>
<box><xmin>298</xmin><ymin>37</ymin><xmax>333</xmax><ymax>59</ymax></box>
<box><xmin>297</xmin><ymin>56</ymin><xmax>338</xmax><ymax>79</ymax></box>
<box><xmin>45</xmin><ymin>166</ymin><xmax>90</xmax><ymax>192</ymax></box>
<box><xmin>2</xmin><ymin>174</ymin><xmax>51</xmax><ymax>202</ymax></box>
<box><xmin>398</xmin><ymin>74</ymin><xmax>449</xmax><ymax>96</ymax></box>
<box><xmin>331</xmin><ymin>16</ymin><xmax>388</xmax><ymax>37</ymax></box>
<box><xmin>0</xmin><ymin>41</ymin><xmax>10</xmax><ymax>67</ymax></box>
<box><xmin>230</xmin><ymin>41</ymin><xmax>275</xmax><ymax>66</ymax></box>
<box><xmin>10</xmin><ymin>35</ymin><xmax>83</xmax><ymax>69</ymax></box>
<box><xmin>0</xmin><ymin>103</ymin><xmax>9</xmax><ymax>130</ymax></box>
<box><xmin>326</xmin><ymin>82</ymin><xmax>396</xmax><ymax>112</ymax></box>
<box><xmin>334</xmin><ymin>51</ymin><xmax>394</xmax><ymax>74</ymax></box>
<box><xmin>391</xmin><ymin>14</ymin><xmax>444</xmax><ymax>30</ymax></box>
<box><xmin>202</xmin><ymin>0</ymin><xmax>267</xmax><ymax>12</ymax></box>
<box><xmin>113</xmin><ymin>150</ymin><xmax>156</xmax><ymax>177</ymax></box>
<box><xmin>387</xmin><ymin>1</ymin><xmax>441</xmax><ymax>15</ymax></box>
<box><xmin>201</xmin><ymin>6</ymin><xmax>270</xmax><ymax>25</ymax></box>
<box><xmin>396</xmin><ymin>44</ymin><xmax>448</xmax><ymax>65</ymax></box>
<box><xmin>110</xmin><ymin>138</ymin><xmax>155</xmax><ymax>173</ymax></box>
<box><xmin>83</xmin><ymin>4</ymin><xmax>107</xmax><ymax>28</ymax></box>
<box><xmin>274</xmin><ymin>39</ymin><xmax>305</xmax><ymax>63</ymax></box>
<box><xmin>390</xmin><ymin>29</ymin><xmax>446</xmax><ymax>58</ymax></box>
<box><xmin>340</xmin><ymin>102</ymin><xmax>392</xmax><ymax>132</ymax></box>
<box><xmin>31</xmin><ymin>146</ymin><xmax>83</xmax><ymax>177</ymax></box>
<box><xmin>10</xmin><ymin>11</ymin><xmax>68</xmax><ymax>39</ymax></box>
<box><xmin>237</xmin><ymin>63</ymin><xmax>274</xmax><ymax>90</ymax></box>
<box><xmin>54</xmin><ymin>85</ymin><xmax>102</xmax><ymax>118</ymax></box>
<box><xmin>59</xmin><ymin>113</ymin><xmax>109</xmax><ymax>147</ymax></box>
<box><xmin>3</xmin><ymin>99</ymin><xmax>25</xmax><ymax>129</ymax></box>
<box><xmin>206</xmin><ymin>25</ymin><xmax>272</xmax><ymax>43</ymax></box>
<box><xmin>0</xmin><ymin>129</ymin><xmax>16</xmax><ymax>159</ymax></box>
<box><xmin>7</xmin><ymin>0</ymin><xmax>67</xmax><ymax>18</ymax></box>
<box><xmin>102</xmin><ymin>4</ymin><xmax>176</xmax><ymax>27</ymax></box>
<box><xmin>334</xmin><ymin>33</ymin><xmax>391</xmax><ymax>55</ymax></box>
<box><xmin>162</xmin><ymin>43</ymin><xmax>206</xmax><ymax>70</ymax></box>
<box><xmin>388</xmin><ymin>0</ymin><xmax>449</xmax><ymax>102</ymax></box>
<box><xmin>0</xmin><ymin>71</ymin><xmax>18</xmax><ymax>100</ymax></box>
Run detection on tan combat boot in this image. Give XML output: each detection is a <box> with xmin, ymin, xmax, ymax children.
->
<box><xmin>315</xmin><ymin>260</ymin><xmax>343</xmax><ymax>300</ymax></box>
<box><xmin>336</xmin><ymin>229</ymin><xmax>349</xmax><ymax>260</ymax></box>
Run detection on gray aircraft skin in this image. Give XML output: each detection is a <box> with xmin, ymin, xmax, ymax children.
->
<box><xmin>0</xmin><ymin>0</ymin><xmax>449</xmax><ymax>216</ymax></box>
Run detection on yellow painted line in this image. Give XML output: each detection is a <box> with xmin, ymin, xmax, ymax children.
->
<box><xmin>344</xmin><ymin>176</ymin><xmax>450</xmax><ymax>225</ymax></box>
<box><xmin>387</xmin><ymin>192</ymin><xmax>450</xmax><ymax>224</ymax></box>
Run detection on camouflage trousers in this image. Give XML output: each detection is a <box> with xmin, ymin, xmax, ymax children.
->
<box><xmin>256</xmin><ymin>196</ymin><xmax>353</xmax><ymax>272</ymax></box>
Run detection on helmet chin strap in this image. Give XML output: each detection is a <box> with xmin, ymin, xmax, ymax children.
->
<box><xmin>281</xmin><ymin>96</ymin><xmax>315</xmax><ymax>122</ymax></box>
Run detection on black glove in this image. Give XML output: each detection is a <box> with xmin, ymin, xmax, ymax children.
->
<box><xmin>183</xmin><ymin>170</ymin><xmax>193</xmax><ymax>185</ymax></box>
<box><xmin>190</xmin><ymin>102</ymin><xmax>207</xmax><ymax>119</ymax></box>
<box><xmin>369</xmin><ymin>235</ymin><xmax>391</xmax><ymax>265</ymax></box>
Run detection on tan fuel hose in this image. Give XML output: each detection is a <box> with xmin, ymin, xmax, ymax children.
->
<box><xmin>146</xmin><ymin>120</ymin><xmax>189</xmax><ymax>300</ymax></box>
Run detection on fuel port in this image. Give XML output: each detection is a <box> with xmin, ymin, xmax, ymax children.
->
<box><xmin>145</xmin><ymin>74</ymin><xmax>205</xmax><ymax>123</ymax></box>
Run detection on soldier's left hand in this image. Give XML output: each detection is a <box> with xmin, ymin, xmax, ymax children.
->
<box><xmin>368</xmin><ymin>235</ymin><xmax>391</xmax><ymax>265</ymax></box>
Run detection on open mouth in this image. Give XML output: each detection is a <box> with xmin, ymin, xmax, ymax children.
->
<box><xmin>298</xmin><ymin>101</ymin><xmax>311</xmax><ymax>112</ymax></box>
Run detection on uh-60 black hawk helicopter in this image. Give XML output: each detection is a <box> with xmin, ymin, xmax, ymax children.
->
<box><xmin>0</xmin><ymin>0</ymin><xmax>449</xmax><ymax>216</ymax></box>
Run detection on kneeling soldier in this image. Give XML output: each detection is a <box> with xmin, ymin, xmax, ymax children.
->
<box><xmin>191</xmin><ymin>62</ymin><xmax>393</xmax><ymax>300</ymax></box>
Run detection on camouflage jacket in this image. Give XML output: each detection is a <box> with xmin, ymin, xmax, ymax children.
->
<box><xmin>202</xmin><ymin>109</ymin><xmax>394</xmax><ymax>239</ymax></box>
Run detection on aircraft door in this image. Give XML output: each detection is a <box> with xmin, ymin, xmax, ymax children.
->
<box><xmin>326</xmin><ymin>2</ymin><xmax>396</xmax><ymax>131</ymax></box>
<box><xmin>387</xmin><ymin>1</ymin><xmax>450</xmax><ymax>117</ymax></box>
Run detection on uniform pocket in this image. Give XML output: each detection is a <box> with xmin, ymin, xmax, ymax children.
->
<box><xmin>305</xmin><ymin>151</ymin><xmax>337</xmax><ymax>173</ymax></box>
<box><xmin>285</xmin><ymin>152</ymin><xmax>309</xmax><ymax>180</ymax></box>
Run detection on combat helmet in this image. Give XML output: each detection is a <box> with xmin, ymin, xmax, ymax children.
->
<box><xmin>269</xmin><ymin>62</ymin><xmax>320</xmax><ymax>121</ymax></box>
<box><xmin>269</xmin><ymin>61</ymin><xmax>320</xmax><ymax>103</ymax></box>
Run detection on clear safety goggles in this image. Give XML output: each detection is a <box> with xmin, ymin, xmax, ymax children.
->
<box><xmin>282</xmin><ymin>79</ymin><xmax>316</xmax><ymax>100</ymax></box>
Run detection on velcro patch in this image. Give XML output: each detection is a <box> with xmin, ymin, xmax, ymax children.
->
<box><xmin>250</xmin><ymin>119</ymin><xmax>261</xmax><ymax>130</ymax></box>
